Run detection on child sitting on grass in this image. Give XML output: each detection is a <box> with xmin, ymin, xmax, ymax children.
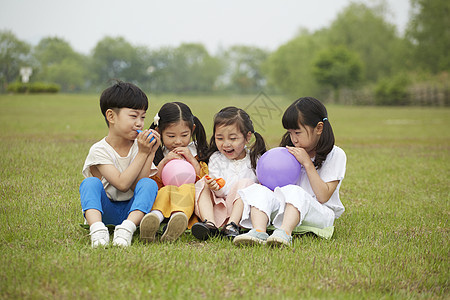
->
<box><xmin>80</xmin><ymin>81</ymin><xmax>160</xmax><ymax>248</ymax></box>
<box><xmin>191</xmin><ymin>107</ymin><xmax>266</xmax><ymax>240</ymax></box>
<box><xmin>139</xmin><ymin>102</ymin><xmax>209</xmax><ymax>243</ymax></box>
<box><xmin>234</xmin><ymin>97</ymin><xmax>347</xmax><ymax>247</ymax></box>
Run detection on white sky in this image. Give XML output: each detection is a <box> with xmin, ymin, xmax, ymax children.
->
<box><xmin>0</xmin><ymin>0</ymin><xmax>411</xmax><ymax>55</ymax></box>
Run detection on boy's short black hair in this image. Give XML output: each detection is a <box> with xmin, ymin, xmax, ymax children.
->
<box><xmin>100</xmin><ymin>81</ymin><xmax>148</xmax><ymax>126</ymax></box>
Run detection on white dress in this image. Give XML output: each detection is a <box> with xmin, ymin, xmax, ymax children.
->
<box><xmin>194</xmin><ymin>150</ymin><xmax>258</xmax><ymax>227</ymax></box>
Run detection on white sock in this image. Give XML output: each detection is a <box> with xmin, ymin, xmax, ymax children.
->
<box><xmin>151</xmin><ymin>210</ymin><xmax>164</xmax><ymax>223</ymax></box>
<box><xmin>120</xmin><ymin>219</ymin><xmax>137</xmax><ymax>234</ymax></box>
<box><xmin>90</xmin><ymin>221</ymin><xmax>107</xmax><ymax>233</ymax></box>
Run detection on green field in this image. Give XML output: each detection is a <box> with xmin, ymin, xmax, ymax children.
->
<box><xmin>0</xmin><ymin>93</ymin><xmax>449</xmax><ymax>299</ymax></box>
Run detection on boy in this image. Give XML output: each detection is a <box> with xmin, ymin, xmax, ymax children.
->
<box><xmin>80</xmin><ymin>81</ymin><xmax>160</xmax><ymax>248</ymax></box>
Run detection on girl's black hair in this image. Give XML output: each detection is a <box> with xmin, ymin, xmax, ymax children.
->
<box><xmin>100</xmin><ymin>80</ymin><xmax>148</xmax><ymax>127</ymax></box>
<box><xmin>280</xmin><ymin>97</ymin><xmax>335</xmax><ymax>169</ymax></box>
<box><xmin>204</xmin><ymin>106</ymin><xmax>266</xmax><ymax>170</ymax></box>
<box><xmin>150</xmin><ymin>102</ymin><xmax>208</xmax><ymax>165</ymax></box>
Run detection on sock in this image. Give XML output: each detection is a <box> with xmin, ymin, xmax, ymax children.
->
<box><xmin>90</xmin><ymin>221</ymin><xmax>107</xmax><ymax>233</ymax></box>
<box><xmin>151</xmin><ymin>210</ymin><xmax>164</xmax><ymax>223</ymax></box>
<box><xmin>255</xmin><ymin>229</ymin><xmax>265</xmax><ymax>233</ymax></box>
<box><xmin>121</xmin><ymin>219</ymin><xmax>137</xmax><ymax>234</ymax></box>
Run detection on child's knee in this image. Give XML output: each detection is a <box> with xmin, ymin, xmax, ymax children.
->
<box><xmin>136</xmin><ymin>177</ymin><xmax>158</xmax><ymax>192</ymax></box>
<box><xmin>80</xmin><ymin>177</ymin><xmax>102</xmax><ymax>192</ymax></box>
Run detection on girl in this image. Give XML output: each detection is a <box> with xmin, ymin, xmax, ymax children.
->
<box><xmin>139</xmin><ymin>102</ymin><xmax>209</xmax><ymax>243</ymax></box>
<box><xmin>192</xmin><ymin>107</ymin><xmax>267</xmax><ymax>241</ymax></box>
<box><xmin>233</xmin><ymin>97</ymin><xmax>346</xmax><ymax>247</ymax></box>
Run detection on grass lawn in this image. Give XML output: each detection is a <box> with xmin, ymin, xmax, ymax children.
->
<box><xmin>0</xmin><ymin>93</ymin><xmax>448</xmax><ymax>299</ymax></box>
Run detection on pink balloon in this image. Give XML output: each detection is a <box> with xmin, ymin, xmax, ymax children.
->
<box><xmin>256</xmin><ymin>147</ymin><xmax>302</xmax><ymax>190</ymax></box>
<box><xmin>161</xmin><ymin>159</ymin><xmax>196</xmax><ymax>187</ymax></box>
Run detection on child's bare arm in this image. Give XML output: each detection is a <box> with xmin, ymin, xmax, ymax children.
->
<box><xmin>133</xmin><ymin>131</ymin><xmax>161</xmax><ymax>188</ymax></box>
<box><xmin>287</xmin><ymin>146</ymin><xmax>339</xmax><ymax>204</ymax></box>
<box><xmin>96</xmin><ymin>130</ymin><xmax>156</xmax><ymax>192</ymax></box>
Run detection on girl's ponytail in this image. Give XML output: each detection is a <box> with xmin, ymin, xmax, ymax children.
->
<box><xmin>149</xmin><ymin>119</ymin><xmax>164</xmax><ymax>165</ymax></box>
<box><xmin>192</xmin><ymin>116</ymin><xmax>208</xmax><ymax>161</ymax></box>
<box><xmin>314</xmin><ymin>118</ymin><xmax>334</xmax><ymax>169</ymax></box>
<box><xmin>249</xmin><ymin>131</ymin><xmax>266</xmax><ymax>170</ymax></box>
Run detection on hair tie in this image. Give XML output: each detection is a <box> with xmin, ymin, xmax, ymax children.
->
<box><xmin>153</xmin><ymin>113</ymin><xmax>160</xmax><ymax>126</ymax></box>
<box><xmin>323</xmin><ymin>117</ymin><xmax>328</xmax><ymax>122</ymax></box>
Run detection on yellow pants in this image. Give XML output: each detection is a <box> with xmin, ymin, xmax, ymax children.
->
<box><xmin>151</xmin><ymin>183</ymin><xmax>198</xmax><ymax>228</ymax></box>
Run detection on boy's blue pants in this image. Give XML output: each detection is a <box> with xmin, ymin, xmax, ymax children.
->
<box><xmin>80</xmin><ymin>177</ymin><xmax>158</xmax><ymax>225</ymax></box>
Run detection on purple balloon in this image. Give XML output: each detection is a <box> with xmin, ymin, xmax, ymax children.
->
<box><xmin>256</xmin><ymin>147</ymin><xmax>302</xmax><ymax>190</ymax></box>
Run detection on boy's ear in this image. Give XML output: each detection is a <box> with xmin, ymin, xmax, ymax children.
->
<box><xmin>105</xmin><ymin>109</ymin><xmax>116</xmax><ymax>125</ymax></box>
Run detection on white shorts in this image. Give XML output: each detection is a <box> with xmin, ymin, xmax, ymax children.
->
<box><xmin>238</xmin><ymin>184</ymin><xmax>335</xmax><ymax>230</ymax></box>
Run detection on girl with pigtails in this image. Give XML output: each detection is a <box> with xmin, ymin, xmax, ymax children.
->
<box><xmin>191</xmin><ymin>106</ymin><xmax>267</xmax><ymax>241</ymax></box>
<box><xmin>139</xmin><ymin>102</ymin><xmax>209</xmax><ymax>243</ymax></box>
<box><xmin>234</xmin><ymin>97</ymin><xmax>347</xmax><ymax>247</ymax></box>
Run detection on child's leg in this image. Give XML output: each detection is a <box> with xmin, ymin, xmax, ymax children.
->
<box><xmin>113</xmin><ymin>178</ymin><xmax>158</xmax><ymax>247</ymax></box>
<box><xmin>233</xmin><ymin>184</ymin><xmax>276</xmax><ymax>246</ymax></box>
<box><xmin>233</xmin><ymin>207</ymin><xmax>270</xmax><ymax>245</ymax></box>
<box><xmin>238</xmin><ymin>183</ymin><xmax>278</xmax><ymax>230</ymax></box>
<box><xmin>279</xmin><ymin>203</ymin><xmax>300</xmax><ymax>235</ymax></box>
<box><xmin>126</xmin><ymin>177</ymin><xmax>158</xmax><ymax>225</ymax></box>
<box><xmin>84</xmin><ymin>209</ymin><xmax>102</xmax><ymax>226</ymax></box>
<box><xmin>250</xmin><ymin>206</ymin><xmax>269</xmax><ymax>232</ymax></box>
<box><xmin>228</xmin><ymin>198</ymin><xmax>243</xmax><ymax>225</ymax></box>
<box><xmin>79</xmin><ymin>177</ymin><xmax>109</xmax><ymax>247</ymax></box>
<box><xmin>196</xmin><ymin>184</ymin><xmax>216</xmax><ymax>226</ymax></box>
<box><xmin>268</xmin><ymin>185</ymin><xmax>334</xmax><ymax>247</ymax></box>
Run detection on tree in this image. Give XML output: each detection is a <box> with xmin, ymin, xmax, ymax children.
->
<box><xmin>325</xmin><ymin>2</ymin><xmax>407</xmax><ymax>82</ymax></box>
<box><xmin>313</xmin><ymin>46</ymin><xmax>363</xmax><ymax>102</ymax></box>
<box><xmin>33</xmin><ymin>37</ymin><xmax>88</xmax><ymax>92</ymax></box>
<box><xmin>91</xmin><ymin>36</ymin><xmax>149</xmax><ymax>88</ymax></box>
<box><xmin>172</xmin><ymin>43</ymin><xmax>223</xmax><ymax>92</ymax></box>
<box><xmin>0</xmin><ymin>30</ymin><xmax>31</xmax><ymax>90</ymax></box>
<box><xmin>222</xmin><ymin>45</ymin><xmax>269</xmax><ymax>93</ymax></box>
<box><xmin>263</xmin><ymin>29</ymin><xmax>328</xmax><ymax>97</ymax></box>
<box><xmin>147</xmin><ymin>43</ymin><xmax>223</xmax><ymax>93</ymax></box>
<box><xmin>406</xmin><ymin>0</ymin><xmax>450</xmax><ymax>72</ymax></box>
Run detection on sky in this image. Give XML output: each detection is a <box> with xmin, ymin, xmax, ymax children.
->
<box><xmin>0</xmin><ymin>0</ymin><xmax>411</xmax><ymax>55</ymax></box>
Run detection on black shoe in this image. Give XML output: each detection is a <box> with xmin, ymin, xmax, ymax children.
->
<box><xmin>191</xmin><ymin>220</ymin><xmax>219</xmax><ymax>241</ymax></box>
<box><xmin>221</xmin><ymin>222</ymin><xmax>240</xmax><ymax>239</ymax></box>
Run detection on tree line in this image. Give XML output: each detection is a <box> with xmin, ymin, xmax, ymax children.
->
<box><xmin>0</xmin><ymin>0</ymin><xmax>448</xmax><ymax>105</ymax></box>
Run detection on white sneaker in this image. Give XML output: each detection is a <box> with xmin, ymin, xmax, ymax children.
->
<box><xmin>90</xmin><ymin>227</ymin><xmax>110</xmax><ymax>248</ymax></box>
<box><xmin>112</xmin><ymin>225</ymin><xmax>133</xmax><ymax>247</ymax></box>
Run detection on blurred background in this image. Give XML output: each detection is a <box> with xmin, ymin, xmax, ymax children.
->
<box><xmin>0</xmin><ymin>0</ymin><xmax>448</xmax><ymax>106</ymax></box>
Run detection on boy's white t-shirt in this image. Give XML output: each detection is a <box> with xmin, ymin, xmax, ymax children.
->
<box><xmin>82</xmin><ymin>137</ymin><xmax>158</xmax><ymax>201</ymax></box>
<box><xmin>296</xmin><ymin>145</ymin><xmax>347</xmax><ymax>218</ymax></box>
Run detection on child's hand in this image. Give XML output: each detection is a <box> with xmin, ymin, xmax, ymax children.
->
<box><xmin>137</xmin><ymin>129</ymin><xmax>157</xmax><ymax>154</ymax></box>
<box><xmin>172</xmin><ymin>146</ymin><xmax>199</xmax><ymax>169</ymax></box>
<box><xmin>173</xmin><ymin>147</ymin><xmax>195</xmax><ymax>161</ymax></box>
<box><xmin>286</xmin><ymin>146</ymin><xmax>312</xmax><ymax>167</ymax></box>
<box><xmin>204</xmin><ymin>175</ymin><xmax>220</xmax><ymax>191</ymax></box>
<box><xmin>166</xmin><ymin>150</ymin><xmax>183</xmax><ymax>161</ymax></box>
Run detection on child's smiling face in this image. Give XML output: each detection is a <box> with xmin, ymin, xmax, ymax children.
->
<box><xmin>161</xmin><ymin>121</ymin><xmax>193</xmax><ymax>151</ymax></box>
<box><xmin>214</xmin><ymin>123</ymin><xmax>251</xmax><ymax>160</ymax></box>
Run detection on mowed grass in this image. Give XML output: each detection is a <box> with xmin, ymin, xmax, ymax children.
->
<box><xmin>0</xmin><ymin>93</ymin><xmax>448</xmax><ymax>299</ymax></box>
